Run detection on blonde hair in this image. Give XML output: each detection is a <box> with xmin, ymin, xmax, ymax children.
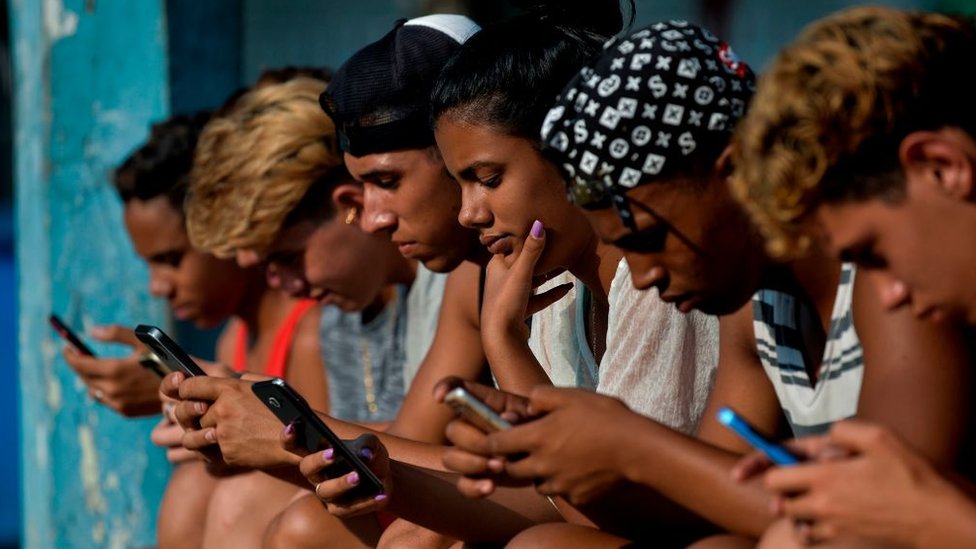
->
<box><xmin>732</xmin><ymin>7</ymin><xmax>975</xmax><ymax>259</ymax></box>
<box><xmin>186</xmin><ymin>76</ymin><xmax>344</xmax><ymax>258</ymax></box>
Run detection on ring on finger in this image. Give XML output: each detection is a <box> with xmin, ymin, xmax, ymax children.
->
<box><xmin>94</xmin><ymin>388</ymin><xmax>105</xmax><ymax>402</ymax></box>
<box><xmin>314</xmin><ymin>481</ymin><xmax>324</xmax><ymax>499</ymax></box>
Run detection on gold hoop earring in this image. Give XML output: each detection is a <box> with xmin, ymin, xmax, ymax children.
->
<box><xmin>344</xmin><ymin>208</ymin><xmax>358</xmax><ymax>225</ymax></box>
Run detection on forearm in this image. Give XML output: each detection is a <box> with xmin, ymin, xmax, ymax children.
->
<box><xmin>385</xmin><ymin>461</ymin><xmax>562</xmax><ymax>543</ymax></box>
<box><xmin>483</xmin><ymin>333</ymin><xmax>552</xmax><ymax>395</ymax></box>
<box><xmin>599</xmin><ymin>416</ymin><xmax>773</xmax><ymax>537</ymax></box>
<box><xmin>318</xmin><ymin>412</ymin><xmax>447</xmax><ymax>471</ymax></box>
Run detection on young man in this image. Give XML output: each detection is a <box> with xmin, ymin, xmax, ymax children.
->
<box><xmin>438</xmin><ymin>19</ymin><xmax>975</xmax><ymax>546</ymax></box>
<box><xmin>730</xmin><ymin>7</ymin><xmax>976</xmax><ymax>547</ymax></box>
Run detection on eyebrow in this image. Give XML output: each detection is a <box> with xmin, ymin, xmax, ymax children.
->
<box><xmin>354</xmin><ymin>168</ymin><xmax>401</xmax><ymax>182</ymax></box>
<box><xmin>146</xmin><ymin>248</ymin><xmax>184</xmax><ymax>263</ymax></box>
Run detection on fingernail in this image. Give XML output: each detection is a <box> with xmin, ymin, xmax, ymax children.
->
<box><xmin>530</xmin><ymin>219</ymin><xmax>544</xmax><ymax>239</ymax></box>
<box><xmin>488</xmin><ymin>458</ymin><xmax>504</xmax><ymax>472</ymax></box>
<box><xmin>91</xmin><ymin>326</ymin><xmax>107</xmax><ymax>337</ymax></box>
<box><xmin>347</xmin><ymin>472</ymin><xmax>359</xmax><ymax>486</ymax></box>
<box><xmin>205</xmin><ymin>429</ymin><xmax>216</xmax><ymax>443</ymax></box>
<box><xmin>194</xmin><ymin>402</ymin><xmax>205</xmax><ymax>414</ymax></box>
<box><xmin>284</xmin><ymin>422</ymin><xmax>294</xmax><ymax>436</ymax></box>
<box><xmin>360</xmin><ymin>447</ymin><xmax>374</xmax><ymax>461</ymax></box>
<box><xmin>323</xmin><ymin>448</ymin><xmax>333</xmax><ymax>461</ymax></box>
<box><xmin>171</xmin><ymin>374</ymin><xmax>182</xmax><ymax>387</ymax></box>
<box><xmin>374</xmin><ymin>493</ymin><xmax>387</xmax><ymax>502</ymax></box>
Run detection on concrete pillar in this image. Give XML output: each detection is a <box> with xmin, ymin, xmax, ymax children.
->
<box><xmin>10</xmin><ymin>1</ymin><xmax>171</xmax><ymax>547</ymax></box>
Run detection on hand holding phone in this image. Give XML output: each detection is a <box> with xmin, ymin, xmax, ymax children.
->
<box><xmin>49</xmin><ymin>314</ymin><xmax>96</xmax><ymax>357</ymax></box>
<box><xmin>252</xmin><ymin>378</ymin><xmax>384</xmax><ymax>500</ymax></box>
<box><xmin>717</xmin><ymin>406</ymin><xmax>802</xmax><ymax>466</ymax></box>
<box><xmin>444</xmin><ymin>386</ymin><xmax>512</xmax><ymax>432</ymax></box>
<box><xmin>134</xmin><ymin>325</ymin><xmax>207</xmax><ymax>377</ymax></box>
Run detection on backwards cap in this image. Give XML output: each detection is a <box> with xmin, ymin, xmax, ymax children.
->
<box><xmin>321</xmin><ymin>14</ymin><xmax>480</xmax><ymax>157</ymax></box>
<box><xmin>542</xmin><ymin>20</ymin><xmax>755</xmax><ymax>228</ymax></box>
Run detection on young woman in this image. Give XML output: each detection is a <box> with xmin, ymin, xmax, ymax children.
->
<box><xmin>62</xmin><ymin>112</ymin><xmax>329</xmax><ymax>549</ymax></box>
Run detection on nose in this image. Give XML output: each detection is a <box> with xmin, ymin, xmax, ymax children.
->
<box><xmin>626</xmin><ymin>254</ymin><xmax>668</xmax><ymax>292</ymax></box>
<box><xmin>458</xmin><ymin>185</ymin><xmax>492</xmax><ymax>229</ymax></box>
<box><xmin>360</xmin><ymin>199</ymin><xmax>397</xmax><ymax>235</ymax></box>
<box><xmin>874</xmin><ymin>272</ymin><xmax>911</xmax><ymax>311</ymax></box>
<box><xmin>148</xmin><ymin>269</ymin><xmax>174</xmax><ymax>299</ymax></box>
<box><xmin>236</xmin><ymin>249</ymin><xmax>261</xmax><ymax>268</ymax></box>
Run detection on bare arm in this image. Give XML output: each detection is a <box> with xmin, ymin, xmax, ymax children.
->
<box><xmin>385</xmin><ymin>262</ymin><xmax>487</xmax><ymax>443</ymax></box>
<box><xmin>852</xmin><ymin>269</ymin><xmax>974</xmax><ymax>465</ymax></box>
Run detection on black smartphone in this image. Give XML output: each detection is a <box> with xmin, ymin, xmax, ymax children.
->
<box><xmin>134</xmin><ymin>325</ymin><xmax>207</xmax><ymax>377</ymax></box>
<box><xmin>49</xmin><ymin>314</ymin><xmax>96</xmax><ymax>357</ymax></box>
<box><xmin>252</xmin><ymin>378</ymin><xmax>384</xmax><ymax>500</ymax></box>
<box><xmin>444</xmin><ymin>386</ymin><xmax>512</xmax><ymax>432</ymax></box>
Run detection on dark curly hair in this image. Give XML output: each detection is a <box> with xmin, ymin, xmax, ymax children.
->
<box><xmin>112</xmin><ymin>110</ymin><xmax>212</xmax><ymax>212</ymax></box>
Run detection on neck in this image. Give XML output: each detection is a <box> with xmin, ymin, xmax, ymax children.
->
<box><xmin>565</xmin><ymin>231</ymin><xmax>620</xmax><ymax>306</ymax></box>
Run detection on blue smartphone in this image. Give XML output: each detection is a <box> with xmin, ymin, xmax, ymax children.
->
<box><xmin>717</xmin><ymin>406</ymin><xmax>802</xmax><ymax>466</ymax></box>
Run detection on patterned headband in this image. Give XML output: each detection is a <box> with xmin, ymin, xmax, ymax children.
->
<box><xmin>542</xmin><ymin>20</ymin><xmax>756</xmax><ymax>229</ymax></box>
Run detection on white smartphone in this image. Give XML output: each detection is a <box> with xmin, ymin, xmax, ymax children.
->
<box><xmin>444</xmin><ymin>386</ymin><xmax>512</xmax><ymax>433</ymax></box>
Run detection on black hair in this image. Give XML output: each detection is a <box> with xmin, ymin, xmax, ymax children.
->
<box><xmin>112</xmin><ymin>110</ymin><xmax>212</xmax><ymax>212</ymax></box>
<box><xmin>430</xmin><ymin>0</ymin><xmax>633</xmax><ymax>141</ymax></box>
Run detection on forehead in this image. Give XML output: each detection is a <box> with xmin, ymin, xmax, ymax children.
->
<box><xmin>124</xmin><ymin>197</ymin><xmax>187</xmax><ymax>243</ymax></box>
<box><xmin>263</xmin><ymin>219</ymin><xmax>318</xmax><ymax>258</ymax></box>
<box><xmin>344</xmin><ymin>149</ymin><xmax>433</xmax><ymax>178</ymax></box>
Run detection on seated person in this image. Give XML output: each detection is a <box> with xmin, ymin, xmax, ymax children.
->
<box><xmin>438</xmin><ymin>17</ymin><xmax>975</xmax><ymax>547</ymax></box>
<box><xmin>732</xmin><ymin>6</ymin><xmax>976</xmax><ymax>547</ymax></box>
<box><xmin>65</xmin><ymin>111</ymin><xmax>328</xmax><ymax>549</ymax></box>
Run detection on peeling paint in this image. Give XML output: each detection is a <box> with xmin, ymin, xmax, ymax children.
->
<box><xmin>91</xmin><ymin>520</ymin><xmax>105</xmax><ymax>545</ymax></box>
<box><xmin>77</xmin><ymin>426</ymin><xmax>106</xmax><ymax>513</ymax></box>
<box><xmin>108</xmin><ymin>517</ymin><xmax>133</xmax><ymax>549</ymax></box>
<box><xmin>42</xmin><ymin>0</ymin><xmax>79</xmax><ymax>43</ymax></box>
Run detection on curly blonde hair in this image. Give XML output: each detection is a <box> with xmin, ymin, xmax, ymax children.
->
<box><xmin>732</xmin><ymin>7</ymin><xmax>976</xmax><ymax>259</ymax></box>
<box><xmin>186</xmin><ymin>76</ymin><xmax>344</xmax><ymax>258</ymax></box>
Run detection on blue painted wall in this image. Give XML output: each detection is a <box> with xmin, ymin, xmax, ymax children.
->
<box><xmin>10</xmin><ymin>1</ymin><xmax>171</xmax><ymax>547</ymax></box>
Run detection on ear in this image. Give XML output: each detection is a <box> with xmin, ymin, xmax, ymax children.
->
<box><xmin>899</xmin><ymin>130</ymin><xmax>976</xmax><ymax>201</ymax></box>
<box><xmin>331</xmin><ymin>182</ymin><xmax>364</xmax><ymax>214</ymax></box>
<box><xmin>714</xmin><ymin>144</ymin><xmax>735</xmax><ymax>179</ymax></box>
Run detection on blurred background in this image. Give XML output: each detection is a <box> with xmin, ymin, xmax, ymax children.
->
<box><xmin>2</xmin><ymin>0</ymin><xmax>973</xmax><ymax>547</ymax></box>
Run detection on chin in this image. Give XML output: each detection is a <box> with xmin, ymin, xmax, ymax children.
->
<box><xmin>422</xmin><ymin>253</ymin><xmax>465</xmax><ymax>274</ymax></box>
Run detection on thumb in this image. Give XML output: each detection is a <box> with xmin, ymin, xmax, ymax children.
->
<box><xmin>90</xmin><ymin>324</ymin><xmax>142</xmax><ymax>348</ymax></box>
<box><xmin>526</xmin><ymin>384</ymin><xmax>569</xmax><ymax>416</ymax></box>
<box><xmin>827</xmin><ymin>420</ymin><xmax>898</xmax><ymax>455</ymax></box>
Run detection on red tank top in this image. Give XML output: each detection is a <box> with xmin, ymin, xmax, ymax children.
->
<box><xmin>232</xmin><ymin>300</ymin><xmax>316</xmax><ymax>378</ymax></box>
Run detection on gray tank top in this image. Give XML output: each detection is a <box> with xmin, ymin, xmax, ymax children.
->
<box><xmin>318</xmin><ymin>287</ymin><xmax>408</xmax><ymax>423</ymax></box>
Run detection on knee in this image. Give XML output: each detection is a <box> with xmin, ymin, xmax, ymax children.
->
<box><xmin>506</xmin><ymin>523</ymin><xmax>576</xmax><ymax>549</ymax></box>
<box><xmin>264</xmin><ymin>495</ymin><xmax>326</xmax><ymax>549</ymax></box>
<box><xmin>757</xmin><ymin>518</ymin><xmax>800</xmax><ymax>549</ymax></box>
<box><xmin>377</xmin><ymin>519</ymin><xmax>456</xmax><ymax>549</ymax></box>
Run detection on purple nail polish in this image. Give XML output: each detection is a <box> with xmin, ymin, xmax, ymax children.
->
<box><xmin>347</xmin><ymin>472</ymin><xmax>360</xmax><ymax>486</ymax></box>
<box><xmin>284</xmin><ymin>422</ymin><xmax>294</xmax><ymax>436</ymax></box>
<box><xmin>323</xmin><ymin>448</ymin><xmax>333</xmax><ymax>461</ymax></box>
<box><xmin>374</xmin><ymin>493</ymin><xmax>388</xmax><ymax>502</ymax></box>
<box><xmin>530</xmin><ymin>219</ymin><xmax>544</xmax><ymax>239</ymax></box>
<box><xmin>360</xmin><ymin>447</ymin><xmax>374</xmax><ymax>461</ymax></box>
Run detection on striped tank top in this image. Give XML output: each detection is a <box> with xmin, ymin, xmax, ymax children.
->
<box><xmin>753</xmin><ymin>263</ymin><xmax>863</xmax><ymax>436</ymax></box>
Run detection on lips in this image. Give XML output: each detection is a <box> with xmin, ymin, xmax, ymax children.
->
<box><xmin>480</xmin><ymin>234</ymin><xmax>514</xmax><ymax>256</ymax></box>
<box><xmin>660</xmin><ymin>292</ymin><xmax>698</xmax><ymax>314</ymax></box>
<box><xmin>171</xmin><ymin>304</ymin><xmax>194</xmax><ymax>321</ymax></box>
<box><xmin>394</xmin><ymin>241</ymin><xmax>419</xmax><ymax>258</ymax></box>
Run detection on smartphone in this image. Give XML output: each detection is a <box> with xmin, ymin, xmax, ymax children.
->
<box><xmin>717</xmin><ymin>406</ymin><xmax>801</xmax><ymax>466</ymax></box>
<box><xmin>49</xmin><ymin>314</ymin><xmax>96</xmax><ymax>357</ymax></box>
<box><xmin>444</xmin><ymin>386</ymin><xmax>512</xmax><ymax>433</ymax></box>
<box><xmin>134</xmin><ymin>325</ymin><xmax>207</xmax><ymax>377</ymax></box>
<box><xmin>252</xmin><ymin>378</ymin><xmax>384</xmax><ymax>500</ymax></box>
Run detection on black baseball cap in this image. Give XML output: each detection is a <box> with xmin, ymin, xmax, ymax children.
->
<box><xmin>321</xmin><ymin>14</ymin><xmax>480</xmax><ymax>157</ymax></box>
